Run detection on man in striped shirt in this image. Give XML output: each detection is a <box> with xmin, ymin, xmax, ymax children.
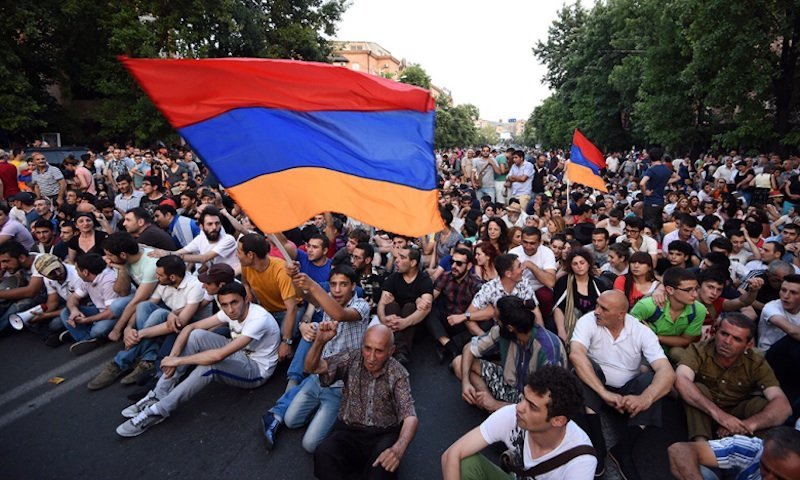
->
<box><xmin>30</xmin><ymin>153</ymin><xmax>66</xmax><ymax>206</ymax></box>
<box><xmin>153</xmin><ymin>204</ymin><xmax>200</xmax><ymax>249</ymax></box>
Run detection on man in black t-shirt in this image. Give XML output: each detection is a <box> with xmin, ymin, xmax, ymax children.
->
<box><xmin>377</xmin><ymin>246</ymin><xmax>433</xmax><ymax>365</ymax></box>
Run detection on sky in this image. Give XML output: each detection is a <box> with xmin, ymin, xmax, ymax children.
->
<box><xmin>334</xmin><ymin>0</ymin><xmax>568</xmax><ymax>122</ymax></box>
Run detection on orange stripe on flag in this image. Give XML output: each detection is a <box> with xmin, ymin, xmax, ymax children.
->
<box><xmin>227</xmin><ymin>167</ymin><xmax>444</xmax><ymax>236</ymax></box>
<box><xmin>565</xmin><ymin>162</ymin><xmax>608</xmax><ymax>192</ymax></box>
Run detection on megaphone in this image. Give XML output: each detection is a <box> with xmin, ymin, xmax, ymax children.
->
<box><xmin>9</xmin><ymin>304</ymin><xmax>47</xmax><ymax>331</ymax></box>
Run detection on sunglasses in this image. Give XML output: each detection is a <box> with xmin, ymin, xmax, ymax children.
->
<box><xmin>451</xmin><ymin>259</ymin><xmax>467</xmax><ymax>266</ymax></box>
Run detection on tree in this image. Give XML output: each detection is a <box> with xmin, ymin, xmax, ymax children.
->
<box><xmin>476</xmin><ymin>125</ymin><xmax>500</xmax><ymax>146</ymax></box>
<box><xmin>398</xmin><ymin>64</ymin><xmax>432</xmax><ymax>89</ymax></box>
<box><xmin>1</xmin><ymin>0</ymin><xmax>349</xmax><ymax>145</ymax></box>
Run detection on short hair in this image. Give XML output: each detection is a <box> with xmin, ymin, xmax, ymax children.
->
<box><xmin>218</xmin><ymin>281</ymin><xmax>247</xmax><ymax>299</ymax></box>
<box><xmin>697</xmin><ymin>269</ymin><xmax>728</xmax><ymax>287</ymax></box>
<box><xmin>768</xmin><ymin>260</ymin><xmax>794</xmax><ymax>276</ymax></box>
<box><xmin>705</xmin><ymin>251</ymin><xmax>731</xmax><ymax>271</ymax></box>
<box><xmin>103</xmin><ymin>231</ymin><xmax>139</xmax><ymax>256</ymax></box>
<box><xmin>592</xmin><ymin>227</ymin><xmax>609</xmax><ymax>239</ymax></box>
<box><xmin>497</xmin><ymin>295</ymin><xmax>534</xmax><ymax>335</ymax></box>
<box><xmin>329</xmin><ymin>264</ymin><xmax>358</xmax><ymax>283</ymax></box>
<box><xmin>126</xmin><ymin>207</ymin><xmax>151</xmax><ymax>224</ymax></box>
<box><xmin>198</xmin><ymin>206</ymin><xmax>221</xmax><ymax>226</ymax></box>
<box><xmin>667</xmin><ymin>240</ymin><xmax>694</xmax><ymax>257</ymax></box>
<box><xmin>142</xmin><ymin>175</ymin><xmax>162</xmax><ymax>188</ymax></box>
<box><xmin>439</xmin><ymin>206</ymin><xmax>453</xmax><ymax>226</ymax></box>
<box><xmin>62</xmin><ymin>156</ymin><xmax>79</xmax><ymax>167</ymax></box>
<box><xmin>347</xmin><ymin>227</ymin><xmax>370</xmax><ymax>244</ymax></box>
<box><xmin>608</xmin><ymin>208</ymin><xmax>624</xmax><ymax>219</ymax></box>
<box><xmin>31</xmin><ymin>218</ymin><xmax>54</xmax><ymax>230</ymax></box>
<box><xmin>0</xmin><ymin>203</ymin><xmax>10</xmax><ymax>215</ymax></box>
<box><xmin>521</xmin><ymin>226</ymin><xmax>542</xmax><ymax>239</ymax></box>
<box><xmin>308</xmin><ymin>233</ymin><xmax>330</xmax><ymax>250</ymax></box>
<box><xmin>402</xmin><ymin>246</ymin><xmax>421</xmax><ymax>266</ymax></box>
<box><xmin>763</xmin><ymin>426</ymin><xmax>800</xmax><ymax>458</ymax></box>
<box><xmin>700</xmin><ymin>214</ymin><xmax>721</xmax><ymax>232</ymax></box>
<box><xmin>156</xmin><ymin>255</ymin><xmax>186</xmax><ymax>277</ymax></box>
<box><xmin>354</xmin><ymin>242</ymin><xmax>374</xmax><ymax>259</ymax></box>
<box><xmin>95</xmin><ymin>198</ymin><xmax>114</xmax><ymax>211</ymax></box>
<box><xmin>648</xmin><ymin>147</ymin><xmax>664</xmax><ymax>161</ymax></box>
<box><xmin>495</xmin><ymin>253</ymin><xmax>518</xmax><ymax>278</ymax></box>
<box><xmin>0</xmin><ymin>241</ymin><xmax>28</xmax><ymax>258</ymax></box>
<box><xmin>719</xmin><ymin>312</ymin><xmax>757</xmax><ymax>341</ymax></box>
<box><xmin>76</xmin><ymin>253</ymin><xmax>107</xmax><ymax>275</ymax></box>
<box><xmin>709</xmin><ymin>237</ymin><xmax>733</xmax><ymax>253</ymax></box>
<box><xmin>452</xmin><ymin>247</ymin><xmax>474</xmax><ymax>264</ymax></box>
<box><xmin>663</xmin><ymin>267</ymin><xmax>696</xmax><ymax>288</ymax></box>
<box><xmin>625</xmin><ymin>216</ymin><xmax>644</xmax><ymax>230</ymax></box>
<box><xmin>239</xmin><ymin>233</ymin><xmax>269</xmax><ymax>259</ymax></box>
<box><xmin>783</xmin><ymin>273</ymin><xmax>800</xmax><ymax>285</ymax></box>
<box><xmin>527</xmin><ymin>365</ymin><xmax>585</xmax><ymax>421</ymax></box>
<box><xmin>116</xmin><ymin>174</ymin><xmax>132</xmax><ymax>184</ymax></box>
<box><xmin>782</xmin><ymin>223</ymin><xmax>800</xmax><ymax>234</ymax></box>
<box><xmin>727</xmin><ymin>230</ymin><xmax>745</xmax><ymax>240</ymax></box>
<box><xmin>678</xmin><ymin>214</ymin><xmax>698</xmax><ymax>229</ymax></box>
<box><xmin>180</xmin><ymin>190</ymin><xmax>198</xmax><ymax>202</ymax></box>
<box><xmin>767</xmin><ymin>241</ymin><xmax>787</xmax><ymax>257</ymax></box>
<box><xmin>154</xmin><ymin>204</ymin><xmax>177</xmax><ymax>217</ymax></box>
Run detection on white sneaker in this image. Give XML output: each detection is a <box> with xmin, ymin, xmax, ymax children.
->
<box><xmin>121</xmin><ymin>391</ymin><xmax>159</xmax><ymax>418</ymax></box>
<box><xmin>116</xmin><ymin>409</ymin><xmax>165</xmax><ymax>438</ymax></box>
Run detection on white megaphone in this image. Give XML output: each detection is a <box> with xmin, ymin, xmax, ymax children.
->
<box><xmin>9</xmin><ymin>304</ymin><xmax>47</xmax><ymax>331</ymax></box>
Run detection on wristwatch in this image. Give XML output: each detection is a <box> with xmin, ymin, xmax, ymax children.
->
<box><xmin>281</xmin><ymin>338</ymin><xmax>293</xmax><ymax>345</ymax></box>
<box><xmin>465</xmin><ymin>312</ymin><xmax>471</xmax><ymax>321</ymax></box>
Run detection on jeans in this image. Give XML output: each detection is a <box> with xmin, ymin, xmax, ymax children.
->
<box><xmin>272</xmin><ymin>308</ymin><xmax>305</xmax><ymax>339</ymax></box>
<box><xmin>477</xmin><ymin>186</ymin><xmax>495</xmax><ymax>202</ymax></box>
<box><xmin>59</xmin><ymin>305</ymin><xmax>116</xmax><ymax>341</ymax></box>
<box><xmin>287</xmin><ymin>337</ymin><xmax>313</xmax><ymax>383</ymax></box>
<box><xmin>284</xmin><ymin>375</ymin><xmax>343</xmax><ymax>453</ymax></box>
<box><xmin>114</xmin><ymin>302</ymin><xmax>169</xmax><ymax>370</ymax></box>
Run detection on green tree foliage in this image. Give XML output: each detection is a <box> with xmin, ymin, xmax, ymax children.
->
<box><xmin>1</xmin><ymin>0</ymin><xmax>348</xmax><ymax>144</ymax></box>
<box><xmin>531</xmin><ymin>0</ymin><xmax>800</xmax><ymax>154</ymax></box>
<box><xmin>476</xmin><ymin>125</ymin><xmax>500</xmax><ymax>146</ymax></box>
<box><xmin>398</xmin><ymin>64</ymin><xmax>432</xmax><ymax>89</ymax></box>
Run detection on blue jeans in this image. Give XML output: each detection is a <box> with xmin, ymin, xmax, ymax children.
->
<box><xmin>59</xmin><ymin>305</ymin><xmax>116</xmax><ymax>341</ymax></box>
<box><xmin>271</xmin><ymin>308</ymin><xmax>305</xmax><ymax>338</ymax></box>
<box><xmin>114</xmin><ymin>302</ymin><xmax>169</xmax><ymax>370</ymax></box>
<box><xmin>283</xmin><ymin>375</ymin><xmax>343</xmax><ymax>453</ymax></box>
<box><xmin>287</xmin><ymin>338</ymin><xmax>313</xmax><ymax>383</ymax></box>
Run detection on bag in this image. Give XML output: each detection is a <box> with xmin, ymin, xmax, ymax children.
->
<box><xmin>501</xmin><ymin>444</ymin><xmax>596</xmax><ymax>478</ymax></box>
<box><xmin>473</xmin><ymin>161</ymin><xmax>492</xmax><ymax>188</ymax></box>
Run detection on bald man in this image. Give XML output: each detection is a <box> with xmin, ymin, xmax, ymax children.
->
<box><xmin>306</xmin><ymin>322</ymin><xmax>418</xmax><ymax>480</ymax></box>
<box><xmin>570</xmin><ymin>290</ymin><xmax>676</xmax><ymax>480</ymax></box>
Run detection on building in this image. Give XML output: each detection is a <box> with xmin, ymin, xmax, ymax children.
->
<box><xmin>331</xmin><ymin>41</ymin><xmax>406</xmax><ymax>78</ymax></box>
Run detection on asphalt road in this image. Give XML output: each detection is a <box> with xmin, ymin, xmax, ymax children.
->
<box><xmin>0</xmin><ymin>331</ymin><xmax>684</xmax><ymax>479</ymax></box>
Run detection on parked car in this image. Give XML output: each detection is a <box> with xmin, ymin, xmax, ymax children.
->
<box><xmin>22</xmin><ymin>147</ymin><xmax>90</xmax><ymax>166</ymax></box>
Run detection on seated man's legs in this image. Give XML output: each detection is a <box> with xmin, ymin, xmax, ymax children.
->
<box><xmin>60</xmin><ymin>305</ymin><xmax>101</xmax><ymax>341</ymax></box>
<box><xmin>314</xmin><ymin>422</ymin><xmax>401</xmax><ymax>480</ymax></box>
<box><xmin>287</xmin><ymin>337</ymin><xmax>313</xmax><ymax>384</ymax></box>
<box><xmin>459</xmin><ymin>454</ymin><xmax>513</xmax><ymax>480</ymax></box>
<box><xmin>384</xmin><ymin>301</ymin><xmax>417</xmax><ymax>362</ymax></box>
<box><xmin>298</xmin><ymin>382</ymin><xmax>342</xmax><ymax>453</ymax></box>
<box><xmin>116</xmin><ymin>302</ymin><xmax>170</xmax><ymax>371</ymax></box>
<box><xmin>425</xmin><ymin>299</ymin><xmax>467</xmax><ymax>362</ymax></box>
<box><xmin>535</xmin><ymin>287</ymin><xmax>554</xmax><ymax>325</ymax></box>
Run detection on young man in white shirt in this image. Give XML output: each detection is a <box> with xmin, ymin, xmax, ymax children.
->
<box><xmin>508</xmin><ymin>226</ymin><xmax>557</xmax><ymax>320</ymax></box>
<box><xmin>116</xmin><ymin>282</ymin><xmax>280</xmax><ymax>437</ymax></box>
<box><xmin>442</xmin><ymin>364</ymin><xmax>596</xmax><ymax>480</ymax></box>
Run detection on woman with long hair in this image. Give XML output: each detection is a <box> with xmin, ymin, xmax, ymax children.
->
<box><xmin>601</xmin><ymin>242</ymin><xmax>630</xmax><ymax>276</ymax></box>
<box><xmin>481</xmin><ymin>216</ymin><xmax>510</xmax><ymax>253</ymax></box>
<box><xmin>507</xmin><ymin>226</ymin><xmax>523</xmax><ymax>250</ymax></box>
<box><xmin>67</xmin><ymin>212</ymin><xmax>107</xmax><ymax>264</ymax></box>
<box><xmin>614</xmin><ymin>251</ymin><xmax>659</xmax><ymax>308</ymax></box>
<box><xmin>553</xmin><ymin>247</ymin><xmax>607</xmax><ymax>343</ymax></box>
<box><xmin>473</xmin><ymin>242</ymin><xmax>499</xmax><ymax>281</ymax></box>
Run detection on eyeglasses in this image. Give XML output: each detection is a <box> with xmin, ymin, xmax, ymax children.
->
<box><xmin>625</xmin><ymin>229</ymin><xmax>640</xmax><ymax>234</ymax></box>
<box><xmin>674</xmin><ymin>286</ymin><xmax>698</xmax><ymax>293</ymax></box>
<box><xmin>451</xmin><ymin>259</ymin><xmax>467</xmax><ymax>266</ymax></box>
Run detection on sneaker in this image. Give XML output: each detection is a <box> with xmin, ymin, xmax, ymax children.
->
<box><xmin>70</xmin><ymin>338</ymin><xmax>99</xmax><ymax>356</ymax></box>
<box><xmin>609</xmin><ymin>444</ymin><xmax>641</xmax><ymax>480</ymax></box>
<box><xmin>121</xmin><ymin>391</ymin><xmax>160</xmax><ymax>418</ymax></box>
<box><xmin>120</xmin><ymin>360</ymin><xmax>155</xmax><ymax>385</ymax></box>
<box><xmin>88</xmin><ymin>361</ymin><xmax>125</xmax><ymax>390</ymax></box>
<box><xmin>44</xmin><ymin>332</ymin><xmax>66</xmax><ymax>348</ymax></box>
<box><xmin>116</xmin><ymin>408</ymin><xmax>165</xmax><ymax>437</ymax></box>
<box><xmin>59</xmin><ymin>330</ymin><xmax>74</xmax><ymax>343</ymax></box>
<box><xmin>261</xmin><ymin>411</ymin><xmax>281</xmax><ymax>451</ymax></box>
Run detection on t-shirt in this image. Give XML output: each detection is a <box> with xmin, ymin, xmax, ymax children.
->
<box><xmin>509</xmin><ymin>161</ymin><xmax>535</xmax><ymax>196</ymax></box>
<box><xmin>153</xmin><ymin>274</ymin><xmax>206</xmax><ymax>312</ymax></box>
<box><xmin>554</xmin><ymin>275</ymin><xmax>604</xmax><ymax>317</ymax></box>
<box><xmin>642</xmin><ymin>164</ymin><xmax>673</xmax><ymax>204</ymax></box>
<box><xmin>0</xmin><ymin>161</ymin><xmax>20</xmax><ymax>199</ymax></box>
<box><xmin>494</xmin><ymin>154</ymin><xmax>508</xmax><ymax>182</ymax></box>
<box><xmin>508</xmin><ymin>245</ymin><xmax>557</xmax><ymax>291</ymax></box>
<box><xmin>381</xmin><ymin>271</ymin><xmax>434</xmax><ymax>308</ymax></box>
<box><xmin>217</xmin><ymin>303</ymin><xmax>280</xmax><ymax>377</ymax></box>
<box><xmin>479</xmin><ymin>406</ymin><xmax>596</xmax><ymax>480</ymax></box>
<box><xmin>296</xmin><ymin>249</ymin><xmax>332</xmax><ymax>285</ymax></box>
<box><xmin>472</xmin><ymin>157</ymin><xmax>495</xmax><ymax>187</ymax></box>
<box><xmin>242</xmin><ymin>257</ymin><xmax>298</xmax><ymax>312</ymax></box>
<box><xmin>74</xmin><ymin>166</ymin><xmax>96</xmax><ymax>194</ymax></box>
<box><xmin>42</xmin><ymin>264</ymin><xmax>82</xmax><ymax>301</ymax></box>
<box><xmin>182</xmin><ymin>230</ymin><xmax>240</xmax><ymax>273</ymax></box>
<box><xmin>136</xmin><ymin>224</ymin><xmax>177</xmax><ymax>251</ymax></box>
<box><xmin>758</xmin><ymin>299</ymin><xmax>800</xmax><ymax>351</ymax></box>
<box><xmin>127</xmin><ymin>248</ymin><xmax>158</xmax><ymax>286</ymax></box>
<box><xmin>571</xmin><ymin>312</ymin><xmax>666</xmax><ymax>388</ymax></box>
<box><xmin>630</xmin><ymin>298</ymin><xmax>706</xmax><ymax>350</ymax></box>
<box><xmin>708</xmin><ymin>435</ymin><xmax>763</xmax><ymax>480</ymax></box>
<box><xmin>0</xmin><ymin>218</ymin><xmax>35</xmax><ymax>250</ymax></box>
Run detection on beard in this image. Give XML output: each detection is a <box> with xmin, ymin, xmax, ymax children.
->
<box><xmin>205</xmin><ymin>229</ymin><xmax>221</xmax><ymax>241</ymax></box>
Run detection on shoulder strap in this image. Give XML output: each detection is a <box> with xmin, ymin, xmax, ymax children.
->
<box><xmin>504</xmin><ymin>445</ymin><xmax>597</xmax><ymax>478</ymax></box>
<box><xmin>646</xmin><ymin>305</ymin><xmax>662</xmax><ymax>324</ymax></box>
<box><xmin>689</xmin><ymin>302</ymin><xmax>696</xmax><ymax>323</ymax></box>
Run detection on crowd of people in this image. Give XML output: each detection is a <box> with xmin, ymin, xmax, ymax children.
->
<box><xmin>2</xmin><ymin>142</ymin><xmax>800</xmax><ymax>480</ymax></box>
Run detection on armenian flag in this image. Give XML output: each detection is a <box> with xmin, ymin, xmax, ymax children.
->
<box><xmin>566</xmin><ymin>129</ymin><xmax>608</xmax><ymax>192</ymax></box>
<box><xmin>119</xmin><ymin>56</ymin><xmax>443</xmax><ymax>237</ymax></box>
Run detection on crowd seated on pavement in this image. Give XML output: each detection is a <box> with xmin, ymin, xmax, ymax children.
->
<box><xmin>4</xmin><ymin>142</ymin><xmax>800</xmax><ymax>480</ymax></box>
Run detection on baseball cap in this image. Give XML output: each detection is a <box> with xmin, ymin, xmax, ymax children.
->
<box><xmin>198</xmin><ymin>263</ymin><xmax>235</xmax><ymax>284</ymax></box>
<box><xmin>34</xmin><ymin>254</ymin><xmax>62</xmax><ymax>277</ymax></box>
<box><xmin>10</xmin><ymin>192</ymin><xmax>36</xmax><ymax>205</ymax></box>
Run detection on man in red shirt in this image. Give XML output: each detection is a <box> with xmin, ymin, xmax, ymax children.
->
<box><xmin>0</xmin><ymin>149</ymin><xmax>20</xmax><ymax>200</ymax></box>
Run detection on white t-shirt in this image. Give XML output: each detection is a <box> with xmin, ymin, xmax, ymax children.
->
<box><xmin>183</xmin><ymin>231</ymin><xmax>241</xmax><ymax>273</ymax></box>
<box><xmin>479</xmin><ymin>405</ymin><xmax>596</xmax><ymax>480</ymax></box>
<box><xmin>758</xmin><ymin>300</ymin><xmax>800</xmax><ymax>351</ymax></box>
<box><xmin>216</xmin><ymin>303</ymin><xmax>280</xmax><ymax>377</ymax></box>
<box><xmin>509</xmin><ymin>244</ymin><xmax>557</xmax><ymax>291</ymax></box>
<box><xmin>571</xmin><ymin>312</ymin><xmax>666</xmax><ymax>388</ymax></box>
<box><xmin>616</xmin><ymin>234</ymin><xmax>658</xmax><ymax>256</ymax></box>
<box><xmin>42</xmin><ymin>264</ymin><xmax>82</xmax><ymax>301</ymax></box>
<box><xmin>153</xmin><ymin>274</ymin><xmax>206</xmax><ymax>311</ymax></box>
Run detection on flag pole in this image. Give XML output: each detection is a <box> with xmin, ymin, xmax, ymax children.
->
<box><xmin>565</xmin><ymin>160</ymin><xmax>571</xmax><ymax>216</ymax></box>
